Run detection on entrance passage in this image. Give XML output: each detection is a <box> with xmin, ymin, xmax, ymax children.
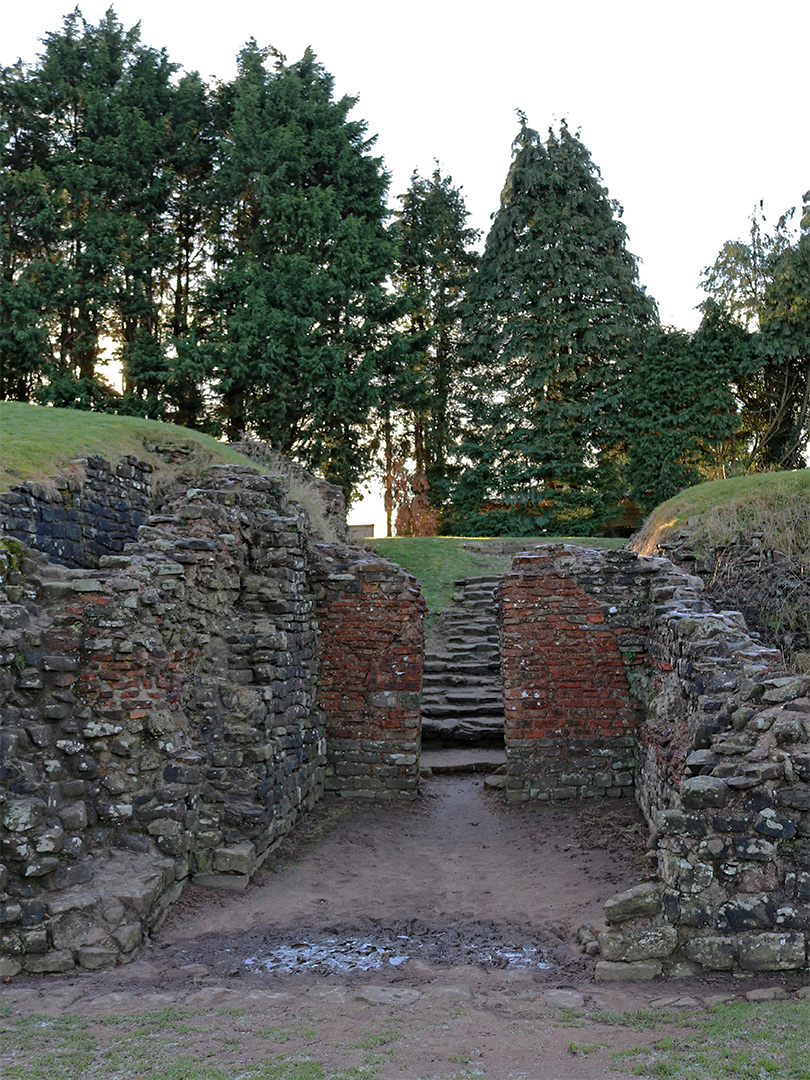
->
<box><xmin>421</xmin><ymin>575</ymin><xmax>505</xmax><ymax>747</ymax></box>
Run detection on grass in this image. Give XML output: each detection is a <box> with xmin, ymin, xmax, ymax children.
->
<box><xmin>0</xmin><ymin>401</ymin><xmax>340</xmax><ymax>539</ymax></box>
<box><xmin>631</xmin><ymin>469</ymin><xmax>810</xmax><ymax>558</ymax></box>
<box><xmin>2</xmin><ymin>998</ymin><xmax>808</xmax><ymax>1080</ymax></box>
<box><xmin>609</xmin><ymin>1000</ymin><xmax>810</xmax><ymax>1079</ymax></box>
<box><xmin>0</xmin><ymin>1009</ymin><xmax>377</xmax><ymax>1080</ymax></box>
<box><xmin>0</xmin><ymin>401</ymin><xmax>270</xmax><ymax>494</ymax></box>
<box><xmin>369</xmin><ymin>534</ymin><xmax>624</xmax><ymax>613</ymax></box>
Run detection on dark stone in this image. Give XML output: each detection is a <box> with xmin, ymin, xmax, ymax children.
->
<box><xmin>713</xmin><ymin>814</ymin><xmax>751</xmax><ymax>833</ymax></box>
<box><xmin>733</xmin><ymin>836</ymin><xmax>776</xmax><ymax>861</ymax></box>
<box><xmin>753</xmin><ymin>810</ymin><xmax>797</xmax><ymax>839</ymax></box>
<box><xmin>716</xmin><ymin>896</ymin><xmax>775</xmax><ymax>932</ymax></box>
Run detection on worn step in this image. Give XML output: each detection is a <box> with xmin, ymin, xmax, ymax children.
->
<box><xmin>421</xmin><ymin>699</ymin><xmax>505</xmax><ymax>717</ymax></box>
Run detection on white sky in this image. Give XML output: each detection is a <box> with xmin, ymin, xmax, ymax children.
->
<box><xmin>4</xmin><ymin>1</ymin><xmax>809</xmax><ymax>533</ymax></box>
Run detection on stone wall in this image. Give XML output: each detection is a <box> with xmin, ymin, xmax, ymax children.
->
<box><xmin>232</xmin><ymin>436</ymin><xmax>348</xmax><ymax>542</ymax></box>
<box><xmin>499</xmin><ymin>543</ymin><xmax>810</xmax><ymax>975</ymax></box>
<box><xmin>0</xmin><ymin>455</ymin><xmax>426</xmax><ymax>975</ymax></box>
<box><xmin>313</xmin><ymin>545</ymin><xmax>425</xmax><ymax>799</ymax></box>
<box><xmin>598</xmin><ymin>556</ymin><xmax>810</xmax><ymax>978</ymax></box>
<box><xmin>498</xmin><ymin>547</ymin><xmax>653</xmax><ymax>802</ymax></box>
<box><xmin>0</xmin><ymin>455</ymin><xmax>152</xmax><ymax>568</ymax></box>
<box><xmin>0</xmin><ymin>466</ymin><xmax>325</xmax><ymax>975</ymax></box>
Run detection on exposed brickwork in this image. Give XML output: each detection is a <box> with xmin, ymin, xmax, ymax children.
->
<box><xmin>0</xmin><ymin>455</ymin><xmax>151</xmax><ymax>568</ymax></box>
<box><xmin>498</xmin><ymin>547</ymin><xmax>650</xmax><ymax>801</ymax></box>
<box><xmin>313</xmin><ymin>547</ymin><xmax>425</xmax><ymax>798</ymax></box>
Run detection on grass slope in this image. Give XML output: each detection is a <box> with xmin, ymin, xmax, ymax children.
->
<box><xmin>632</xmin><ymin>469</ymin><xmax>810</xmax><ymax>558</ymax></box>
<box><xmin>0</xmin><ymin>402</ymin><xmax>265</xmax><ymax>493</ymax></box>
<box><xmin>370</xmin><ymin>535</ymin><xmax>624</xmax><ymax>613</ymax></box>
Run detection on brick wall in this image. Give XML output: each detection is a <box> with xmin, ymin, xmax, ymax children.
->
<box><xmin>498</xmin><ymin>547</ymin><xmax>651</xmax><ymax>802</ymax></box>
<box><xmin>0</xmin><ymin>455</ymin><xmax>151</xmax><ymax>568</ymax></box>
<box><xmin>313</xmin><ymin>546</ymin><xmax>425</xmax><ymax>799</ymax></box>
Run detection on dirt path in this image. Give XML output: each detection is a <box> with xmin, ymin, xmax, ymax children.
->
<box><xmin>3</xmin><ymin>776</ymin><xmax>807</xmax><ymax>1079</ymax></box>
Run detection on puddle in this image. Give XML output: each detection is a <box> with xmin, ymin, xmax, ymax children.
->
<box><xmin>245</xmin><ymin>934</ymin><xmax>551</xmax><ymax>974</ymax></box>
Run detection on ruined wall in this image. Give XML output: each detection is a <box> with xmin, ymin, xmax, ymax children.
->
<box><xmin>0</xmin><ymin>466</ymin><xmax>324</xmax><ymax>975</ymax></box>
<box><xmin>313</xmin><ymin>546</ymin><xmax>425</xmax><ymax>799</ymax></box>
<box><xmin>499</xmin><ymin>544</ymin><xmax>810</xmax><ymax>975</ymax></box>
<box><xmin>498</xmin><ymin>547</ymin><xmax>653</xmax><ymax>802</ymax></box>
<box><xmin>232</xmin><ymin>436</ymin><xmax>348</xmax><ymax>542</ymax></box>
<box><xmin>0</xmin><ymin>456</ymin><xmax>151</xmax><ymax>568</ymax></box>
<box><xmin>598</xmin><ymin>560</ymin><xmax>810</xmax><ymax>978</ymax></box>
<box><xmin>0</xmin><ymin>455</ymin><xmax>426</xmax><ymax>975</ymax></box>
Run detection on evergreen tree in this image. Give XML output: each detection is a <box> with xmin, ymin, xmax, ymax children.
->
<box><xmin>0</xmin><ymin>9</ymin><xmax>182</xmax><ymax>411</ymax></box>
<box><xmin>448</xmin><ymin>118</ymin><xmax>656</xmax><ymax>535</ymax></box>
<box><xmin>389</xmin><ymin>167</ymin><xmax>479</xmax><ymax>512</ymax></box>
<box><xmin>702</xmin><ymin>197</ymin><xmax>810</xmax><ymax>469</ymax></box>
<box><xmin>202</xmin><ymin>44</ymin><xmax>395</xmax><ymax>498</ymax></box>
<box><xmin>0</xmin><ymin>57</ymin><xmax>58</xmax><ymax>400</ymax></box>
<box><xmin>623</xmin><ymin>310</ymin><xmax>756</xmax><ymax>510</ymax></box>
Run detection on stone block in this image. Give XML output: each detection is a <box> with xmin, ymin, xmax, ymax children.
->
<box><xmin>681</xmin><ymin>775</ymin><xmax>729</xmax><ymax>808</ymax></box>
<box><xmin>738</xmin><ymin>932</ymin><xmax>807</xmax><ymax>971</ymax></box>
<box><xmin>191</xmin><ymin>872</ymin><xmax>250</xmax><ymax>890</ymax></box>
<box><xmin>23</xmin><ymin>949</ymin><xmax>76</xmax><ymax>973</ymax></box>
<box><xmin>595</xmin><ymin>959</ymin><xmax>662</xmax><ymax>981</ymax></box>
<box><xmin>684</xmin><ymin>935</ymin><xmax>735</xmax><ymax>969</ymax></box>
<box><xmin>604</xmin><ymin>882</ymin><xmax>661</xmax><ymax>924</ymax></box>
<box><xmin>597</xmin><ymin>924</ymin><xmax>678</xmax><ymax>962</ymax></box>
<box><xmin>112</xmin><ymin>923</ymin><xmax>143</xmax><ymax>954</ymax></box>
<box><xmin>212</xmin><ymin>842</ymin><xmax>257</xmax><ymax>876</ymax></box>
<box><xmin>77</xmin><ymin>945</ymin><xmax>120</xmax><ymax>970</ymax></box>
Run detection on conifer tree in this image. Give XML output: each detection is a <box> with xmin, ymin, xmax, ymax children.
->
<box><xmin>390</xmin><ymin>167</ymin><xmax>479</xmax><ymax>510</ymax></box>
<box><xmin>449</xmin><ymin>118</ymin><xmax>656</xmax><ymax>535</ymax></box>
<box><xmin>203</xmin><ymin>44</ymin><xmax>395</xmax><ymax>498</ymax></box>
<box><xmin>623</xmin><ymin>311</ymin><xmax>755</xmax><ymax>509</ymax></box>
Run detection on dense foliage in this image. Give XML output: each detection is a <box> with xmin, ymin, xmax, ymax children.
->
<box><xmin>446</xmin><ymin>118</ymin><xmax>656</xmax><ymax>534</ymax></box>
<box><xmin>1</xmin><ymin>8</ymin><xmax>807</xmax><ymax>521</ymax></box>
<box><xmin>0</xmin><ymin>11</ymin><xmax>394</xmax><ymax>497</ymax></box>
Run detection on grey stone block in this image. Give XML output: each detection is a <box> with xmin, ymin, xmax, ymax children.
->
<box><xmin>595</xmin><ymin>959</ymin><xmax>663</xmax><ymax>981</ymax></box>
<box><xmin>598</xmin><ymin>925</ymin><xmax>678</xmax><ymax>962</ymax></box>
<box><xmin>738</xmin><ymin>932</ymin><xmax>807</xmax><ymax>971</ymax></box>
<box><xmin>604</xmin><ymin>883</ymin><xmax>661</xmax><ymax>924</ymax></box>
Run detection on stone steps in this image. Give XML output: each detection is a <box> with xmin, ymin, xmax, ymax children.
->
<box><xmin>421</xmin><ymin>575</ymin><xmax>505</xmax><ymax>747</ymax></box>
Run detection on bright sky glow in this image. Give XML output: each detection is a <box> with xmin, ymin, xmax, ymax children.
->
<box><xmin>4</xmin><ymin>0</ymin><xmax>808</xmax><ymax>532</ymax></box>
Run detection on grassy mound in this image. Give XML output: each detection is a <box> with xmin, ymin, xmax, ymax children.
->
<box><xmin>0</xmin><ymin>402</ymin><xmax>345</xmax><ymax>540</ymax></box>
<box><xmin>0</xmin><ymin>402</ymin><xmax>266</xmax><ymax>494</ymax></box>
<box><xmin>631</xmin><ymin>469</ymin><xmax>809</xmax><ymax>671</ymax></box>
<box><xmin>370</xmin><ymin>535</ymin><xmax>624</xmax><ymax>613</ymax></box>
<box><xmin>631</xmin><ymin>469</ymin><xmax>809</xmax><ymax>562</ymax></box>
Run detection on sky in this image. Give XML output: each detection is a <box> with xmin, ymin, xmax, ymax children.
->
<box><xmin>3</xmin><ymin>0</ymin><xmax>809</xmax><ymax>532</ymax></box>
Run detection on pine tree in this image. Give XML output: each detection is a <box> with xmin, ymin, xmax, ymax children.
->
<box><xmin>202</xmin><ymin>44</ymin><xmax>395</xmax><ymax>499</ymax></box>
<box><xmin>389</xmin><ymin>167</ymin><xmax>479</xmax><ymax>511</ymax></box>
<box><xmin>623</xmin><ymin>312</ymin><xmax>755</xmax><ymax>509</ymax></box>
<box><xmin>449</xmin><ymin>118</ymin><xmax>656</xmax><ymax>535</ymax></box>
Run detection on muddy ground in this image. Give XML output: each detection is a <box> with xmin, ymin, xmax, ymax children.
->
<box><xmin>3</xmin><ymin>774</ymin><xmax>808</xmax><ymax>1079</ymax></box>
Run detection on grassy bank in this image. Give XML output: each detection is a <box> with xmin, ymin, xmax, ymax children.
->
<box><xmin>631</xmin><ymin>469</ymin><xmax>809</xmax><ymax>560</ymax></box>
<box><xmin>370</xmin><ymin>535</ymin><xmax>624</xmax><ymax>613</ymax></box>
<box><xmin>0</xmin><ymin>402</ymin><xmax>264</xmax><ymax>494</ymax></box>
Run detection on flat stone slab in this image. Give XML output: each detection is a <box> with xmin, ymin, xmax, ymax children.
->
<box><xmin>423</xmin><ymin>984</ymin><xmax>474</xmax><ymax>1002</ymax></box>
<box><xmin>420</xmin><ymin>749</ymin><xmax>506</xmax><ymax>774</ymax></box>
<box><xmin>355</xmin><ymin>986</ymin><xmax>422</xmax><ymax>1006</ymax></box>
<box><xmin>544</xmin><ymin>989</ymin><xmax>585</xmax><ymax>1009</ymax></box>
<box><xmin>744</xmin><ymin>987</ymin><xmax>789</xmax><ymax>1001</ymax></box>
